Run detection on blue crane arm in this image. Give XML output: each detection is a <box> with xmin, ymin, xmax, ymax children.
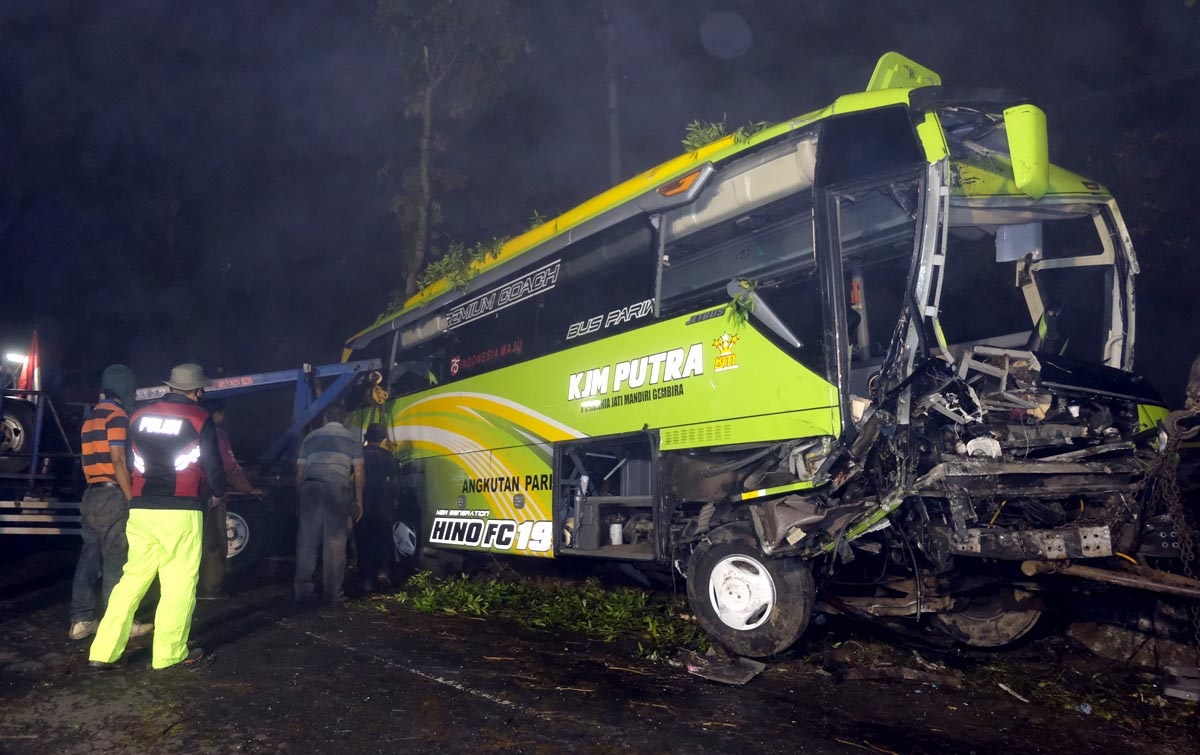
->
<box><xmin>134</xmin><ymin>359</ymin><xmax>382</xmax><ymax>465</ymax></box>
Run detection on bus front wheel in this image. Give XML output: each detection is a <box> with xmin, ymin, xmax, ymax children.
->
<box><xmin>686</xmin><ymin>523</ymin><xmax>814</xmax><ymax>658</ymax></box>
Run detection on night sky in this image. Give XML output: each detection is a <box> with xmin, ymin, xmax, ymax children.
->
<box><xmin>4</xmin><ymin>1</ymin><xmax>1199</xmax><ymax>450</ymax></box>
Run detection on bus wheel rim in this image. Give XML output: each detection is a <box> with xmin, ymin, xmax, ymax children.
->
<box><xmin>708</xmin><ymin>554</ymin><xmax>775</xmax><ymax>631</ymax></box>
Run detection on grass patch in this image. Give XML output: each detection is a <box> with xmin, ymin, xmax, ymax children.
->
<box><xmin>383</xmin><ymin>571</ymin><xmax>708</xmax><ymax>656</ymax></box>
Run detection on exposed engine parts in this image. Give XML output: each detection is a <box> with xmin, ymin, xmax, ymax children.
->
<box><xmin>674</xmin><ymin>348</ymin><xmax>1200</xmax><ymax>652</ymax></box>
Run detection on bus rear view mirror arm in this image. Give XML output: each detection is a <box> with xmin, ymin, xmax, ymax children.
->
<box><xmin>725</xmin><ymin>279</ymin><xmax>803</xmax><ymax>349</ymax></box>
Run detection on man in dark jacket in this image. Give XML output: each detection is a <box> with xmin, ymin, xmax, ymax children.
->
<box><xmin>89</xmin><ymin>363</ymin><xmax>227</xmax><ymax>671</ymax></box>
<box><xmin>197</xmin><ymin>398</ymin><xmax>260</xmax><ymax>599</ymax></box>
<box><xmin>357</xmin><ymin>423</ymin><xmax>402</xmax><ymax>592</ymax></box>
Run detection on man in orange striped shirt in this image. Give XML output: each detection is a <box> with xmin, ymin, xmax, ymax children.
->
<box><xmin>68</xmin><ymin>365</ymin><xmax>152</xmax><ymax>641</ymax></box>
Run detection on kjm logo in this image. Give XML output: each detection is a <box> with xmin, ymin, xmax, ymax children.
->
<box><xmin>712</xmin><ymin>333</ymin><xmax>739</xmax><ymax>373</ymax></box>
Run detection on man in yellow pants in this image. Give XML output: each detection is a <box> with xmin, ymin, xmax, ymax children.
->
<box><xmin>89</xmin><ymin>364</ymin><xmax>227</xmax><ymax>671</ymax></box>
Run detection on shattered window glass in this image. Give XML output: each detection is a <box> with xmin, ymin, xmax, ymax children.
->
<box><xmin>938</xmin><ymin>228</ymin><xmax>1031</xmax><ymax>347</ymax></box>
<box><xmin>938</xmin><ymin>208</ymin><xmax>1118</xmax><ymax>360</ymax></box>
<box><xmin>1040</xmin><ymin>213</ymin><xmax>1107</xmax><ymax>259</ymax></box>
<box><xmin>1032</xmin><ymin>266</ymin><xmax>1112</xmax><ymax>362</ymax></box>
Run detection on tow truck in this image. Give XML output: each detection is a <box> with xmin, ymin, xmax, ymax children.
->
<box><xmin>0</xmin><ymin>359</ymin><xmax>380</xmax><ymax>575</ymax></box>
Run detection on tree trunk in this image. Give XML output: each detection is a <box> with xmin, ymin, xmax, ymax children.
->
<box><xmin>404</xmin><ymin>81</ymin><xmax>438</xmax><ymax>299</ymax></box>
<box><xmin>604</xmin><ymin>6</ymin><xmax>621</xmax><ymax>186</ymax></box>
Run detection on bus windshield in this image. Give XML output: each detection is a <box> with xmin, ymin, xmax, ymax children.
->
<box><xmin>937</xmin><ymin>205</ymin><xmax>1127</xmax><ymax>365</ymax></box>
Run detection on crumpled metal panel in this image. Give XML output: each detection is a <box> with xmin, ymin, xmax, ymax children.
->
<box><xmin>949</xmin><ymin>525</ymin><xmax>1113</xmax><ymax>560</ymax></box>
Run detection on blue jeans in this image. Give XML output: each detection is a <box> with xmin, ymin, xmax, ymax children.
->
<box><xmin>70</xmin><ymin>485</ymin><xmax>130</xmax><ymax>621</ymax></box>
<box><xmin>294</xmin><ymin>479</ymin><xmax>353</xmax><ymax>603</ymax></box>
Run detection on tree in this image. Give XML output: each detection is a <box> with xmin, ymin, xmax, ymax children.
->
<box><xmin>377</xmin><ymin>0</ymin><xmax>522</xmax><ymax>300</ymax></box>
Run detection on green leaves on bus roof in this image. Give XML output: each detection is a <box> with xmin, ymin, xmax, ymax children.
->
<box><xmin>379</xmin><ymin>234</ymin><xmax>509</xmax><ymax>317</ymax></box>
<box><xmin>682</xmin><ymin>120</ymin><xmax>729</xmax><ymax>152</ymax></box>
<box><xmin>415</xmin><ymin>236</ymin><xmax>509</xmax><ymax>294</ymax></box>
<box><xmin>681</xmin><ymin>118</ymin><xmax>771</xmax><ymax>152</ymax></box>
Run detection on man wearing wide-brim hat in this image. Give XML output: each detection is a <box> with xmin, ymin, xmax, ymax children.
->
<box><xmin>89</xmin><ymin>363</ymin><xmax>228</xmax><ymax>671</ymax></box>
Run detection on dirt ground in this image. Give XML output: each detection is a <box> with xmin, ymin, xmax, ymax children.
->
<box><xmin>1</xmin><ymin>539</ymin><xmax>1196</xmax><ymax>755</ymax></box>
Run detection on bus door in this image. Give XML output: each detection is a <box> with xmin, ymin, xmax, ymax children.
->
<box><xmin>553</xmin><ymin>432</ymin><xmax>658</xmax><ymax>562</ymax></box>
<box><xmin>818</xmin><ymin>170</ymin><xmax>924</xmax><ymax>417</ymax></box>
<box><xmin>812</xmin><ymin>106</ymin><xmax>928</xmax><ymax>424</ymax></box>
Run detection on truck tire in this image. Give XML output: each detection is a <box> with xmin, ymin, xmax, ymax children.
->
<box><xmin>0</xmin><ymin>401</ymin><xmax>35</xmax><ymax>473</ymax></box>
<box><xmin>686</xmin><ymin>522</ymin><xmax>814</xmax><ymax>658</ymax></box>
<box><xmin>225</xmin><ymin>500</ymin><xmax>270</xmax><ymax>576</ymax></box>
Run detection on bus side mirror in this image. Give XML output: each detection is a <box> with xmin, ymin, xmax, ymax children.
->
<box><xmin>1004</xmin><ymin>104</ymin><xmax>1049</xmax><ymax>200</ymax></box>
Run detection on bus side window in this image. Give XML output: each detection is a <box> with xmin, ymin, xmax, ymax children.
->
<box><xmin>660</xmin><ymin>191</ymin><xmax>816</xmax><ymax>314</ymax></box>
<box><xmin>444</xmin><ymin>305</ymin><xmax>533</xmax><ymax>383</ymax></box>
<box><xmin>534</xmin><ymin>217</ymin><xmax>655</xmax><ymax>357</ymax></box>
<box><xmin>390</xmin><ymin>355</ymin><xmax>441</xmax><ymax>397</ymax></box>
<box><xmin>815</xmin><ymin>106</ymin><xmax>924</xmax><ymax>187</ymax></box>
<box><xmin>661</xmin><ymin>190</ymin><xmax>828</xmax><ymax>378</ymax></box>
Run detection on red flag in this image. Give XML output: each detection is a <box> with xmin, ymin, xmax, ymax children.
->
<box><xmin>15</xmin><ymin>330</ymin><xmax>39</xmax><ymax>392</ymax></box>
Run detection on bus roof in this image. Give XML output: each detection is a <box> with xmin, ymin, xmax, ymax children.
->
<box><xmin>345</xmin><ymin>52</ymin><xmax>1108</xmax><ymax>355</ymax></box>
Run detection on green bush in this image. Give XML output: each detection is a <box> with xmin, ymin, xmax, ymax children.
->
<box><xmin>389</xmin><ymin>571</ymin><xmax>708</xmax><ymax>655</ymax></box>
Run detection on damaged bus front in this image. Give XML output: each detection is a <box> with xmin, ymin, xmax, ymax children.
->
<box><xmin>732</xmin><ymin>61</ymin><xmax>1186</xmax><ymax>653</ymax></box>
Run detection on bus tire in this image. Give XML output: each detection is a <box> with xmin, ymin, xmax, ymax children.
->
<box><xmin>686</xmin><ymin>523</ymin><xmax>814</xmax><ymax>658</ymax></box>
<box><xmin>225</xmin><ymin>501</ymin><xmax>269</xmax><ymax>576</ymax></box>
<box><xmin>0</xmin><ymin>401</ymin><xmax>35</xmax><ymax>473</ymax></box>
<box><xmin>930</xmin><ymin>587</ymin><xmax>1041</xmax><ymax>648</ymax></box>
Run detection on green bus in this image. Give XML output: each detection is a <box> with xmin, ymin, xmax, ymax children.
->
<box><xmin>345</xmin><ymin>53</ymin><xmax>1173</xmax><ymax>657</ymax></box>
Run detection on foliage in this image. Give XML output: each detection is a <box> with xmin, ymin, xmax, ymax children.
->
<box><xmin>681</xmin><ymin>117</ymin><xmax>771</xmax><ymax>152</ymax></box>
<box><xmin>726</xmin><ymin>278</ymin><xmax>756</xmax><ymax>330</ymax></box>
<box><xmin>380</xmin><ymin>234</ymin><xmax>506</xmax><ymax>314</ymax></box>
<box><xmin>378</xmin><ymin>207</ymin><xmax>539</xmax><ymax>313</ymax></box>
<box><xmin>389</xmin><ymin>571</ymin><xmax>709</xmax><ymax>655</ymax></box>
<box><xmin>376</xmin><ymin>0</ymin><xmax>524</xmax><ymax>299</ymax></box>
<box><xmin>378</xmin><ymin>158</ymin><xmax>463</xmax><ymax>244</ymax></box>
<box><xmin>681</xmin><ymin>120</ymin><xmax>729</xmax><ymax>152</ymax></box>
<box><xmin>415</xmin><ymin>236</ymin><xmax>508</xmax><ymax>293</ymax></box>
<box><xmin>382</xmin><ymin>287</ymin><xmax>407</xmax><ymax>316</ymax></box>
<box><xmin>377</xmin><ymin>0</ymin><xmax>524</xmax><ymax>120</ymax></box>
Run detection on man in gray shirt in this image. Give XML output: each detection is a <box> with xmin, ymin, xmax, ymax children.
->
<box><xmin>294</xmin><ymin>403</ymin><xmax>364</xmax><ymax>606</ymax></box>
